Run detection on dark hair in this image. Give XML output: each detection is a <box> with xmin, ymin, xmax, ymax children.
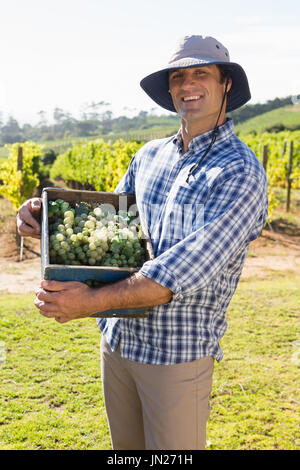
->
<box><xmin>217</xmin><ymin>65</ymin><xmax>230</xmax><ymax>84</ymax></box>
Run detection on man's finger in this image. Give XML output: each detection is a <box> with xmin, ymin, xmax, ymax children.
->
<box><xmin>17</xmin><ymin>207</ymin><xmax>41</xmax><ymax>231</ymax></box>
<box><xmin>55</xmin><ymin>316</ymin><xmax>70</xmax><ymax>324</ymax></box>
<box><xmin>31</xmin><ymin>198</ymin><xmax>42</xmax><ymax>212</ymax></box>
<box><xmin>17</xmin><ymin>219</ymin><xmax>41</xmax><ymax>238</ymax></box>
<box><xmin>40</xmin><ymin>280</ymin><xmax>86</xmax><ymax>291</ymax></box>
<box><xmin>17</xmin><ymin>209</ymin><xmax>41</xmax><ymax>238</ymax></box>
<box><xmin>34</xmin><ymin>297</ymin><xmax>61</xmax><ymax>314</ymax></box>
<box><xmin>35</xmin><ymin>288</ymin><xmax>59</xmax><ymax>303</ymax></box>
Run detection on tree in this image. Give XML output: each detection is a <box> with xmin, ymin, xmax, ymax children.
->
<box><xmin>53</xmin><ymin>107</ymin><xmax>66</xmax><ymax>124</ymax></box>
<box><xmin>80</xmin><ymin>101</ymin><xmax>111</xmax><ymax>121</ymax></box>
<box><xmin>37</xmin><ymin>110</ymin><xmax>47</xmax><ymax>127</ymax></box>
<box><xmin>0</xmin><ymin>142</ymin><xmax>40</xmax><ymax>210</ymax></box>
<box><xmin>2</xmin><ymin>116</ymin><xmax>21</xmax><ymax>134</ymax></box>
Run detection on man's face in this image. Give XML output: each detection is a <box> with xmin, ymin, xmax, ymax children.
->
<box><xmin>168</xmin><ymin>65</ymin><xmax>229</xmax><ymax>124</ymax></box>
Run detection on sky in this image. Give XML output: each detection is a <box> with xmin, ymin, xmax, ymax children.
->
<box><xmin>0</xmin><ymin>0</ymin><xmax>299</xmax><ymax>125</ymax></box>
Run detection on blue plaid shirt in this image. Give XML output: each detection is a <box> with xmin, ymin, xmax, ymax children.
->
<box><xmin>97</xmin><ymin>119</ymin><xmax>268</xmax><ymax>364</ymax></box>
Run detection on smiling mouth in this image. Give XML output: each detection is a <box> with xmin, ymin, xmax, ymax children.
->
<box><xmin>182</xmin><ymin>95</ymin><xmax>203</xmax><ymax>102</ymax></box>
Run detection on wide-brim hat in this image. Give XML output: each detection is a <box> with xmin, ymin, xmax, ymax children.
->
<box><xmin>140</xmin><ymin>35</ymin><xmax>251</xmax><ymax>113</ymax></box>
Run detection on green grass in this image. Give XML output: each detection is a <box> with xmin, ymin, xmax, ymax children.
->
<box><xmin>236</xmin><ymin>105</ymin><xmax>300</xmax><ymax>135</ymax></box>
<box><xmin>0</xmin><ymin>274</ymin><xmax>299</xmax><ymax>450</ymax></box>
<box><xmin>207</xmin><ymin>275</ymin><xmax>300</xmax><ymax>450</ymax></box>
<box><xmin>0</xmin><ymin>294</ymin><xmax>110</xmax><ymax>450</ymax></box>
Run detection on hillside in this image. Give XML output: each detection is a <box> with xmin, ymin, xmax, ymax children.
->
<box><xmin>235</xmin><ymin>104</ymin><xmax>300</xmax><ymax>135</ymax></box>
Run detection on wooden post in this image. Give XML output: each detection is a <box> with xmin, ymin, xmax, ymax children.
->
<box><xmin>17</xmin><ymin>145</ymin><xmax>23</xmax><ymax>196</ymax></box>
<box><xmin>286</xmin><ymin>141</ymin><xmax>293</xmax><ymax>212</ymax></box>
<box><xmin>282</xmin><ymin>141</ymin><xmax>287</xmax><ymax>158</ymax></box>
<box><xmin>262</xmin><ymin>145</ymin><xmax>268</xmax><ymax>173</ymax></box>
<box><xmin>16</xmin><ymin>146</ymin><xmax>23</xmax><ymax>253</ymax></box>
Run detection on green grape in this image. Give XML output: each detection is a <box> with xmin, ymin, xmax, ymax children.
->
<box><xmin>57</xmin><ymin>224</ymin><xmax>66</xmax><ymax>233</ymax></box>
<box><xmin>61</xmin><ymin>241</ymin><xmax>70</xmax><ymax>251</ymax></box>
<box><xmin>64</xmin><ymin>217</ymin><xmax>73</xmax><ymax>226</ymax></box>
<box><xmin>93</xmin><ymin>207</ymin><xmax>102</xmax><ymax>218</ymax></box>
<box><xmin>84</xmin><ymin>220</ymin><xmax>95</xmax><ymax>230</ymax></box>
<box><xmin>55</xmin><ymin>199</ymin><xmax>64</xmax><ymax>205</ymax></box>
<box><xmin>64</xmin><ymin>210</ymin><xmax>74</xmax><ymax>219</ymax></box>
<box><xmin>61</xmin><ymin>202</ymin><xmax>70</xmax><ymax>211</ymax></box>
<box><xmin>56</xmin><ymin>233</ymin><xmax>65</xmax><ymax>242</ymax></box>
<box><xmin>57</xmin><ymin>248</ymin><xmax>66</xmax><ymax>257</ymax></box>
<box><xmin>123</xmin><ymin>247</ymin><xmax>132</xmax><ymax>258</ymax></box>
<box><xmin>48</xmin><ymin>197</ymin><xmax>146</xmax><ymax>268</ymax></box>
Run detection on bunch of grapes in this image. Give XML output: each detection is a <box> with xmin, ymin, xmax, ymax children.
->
<box><xmin>47</xmin><ymin>198</ymin><xmax>146</xmax><ymax>267</ymax></box>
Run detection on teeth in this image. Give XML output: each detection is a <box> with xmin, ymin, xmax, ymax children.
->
<box><xmin>183</xmin><ymin>96</ymin><xmax>201</xmax><ymax>101</ymax></box>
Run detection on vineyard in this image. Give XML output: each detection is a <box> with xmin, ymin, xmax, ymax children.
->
<box><xmin>0</xmin><ymin>130</ymin><xmax>299</xmax><ymax>222</ymax></box>
<box><xmin>0</xmin><ymin>131</ymin><xmax>299</xmax><ymax>451</ymax></box>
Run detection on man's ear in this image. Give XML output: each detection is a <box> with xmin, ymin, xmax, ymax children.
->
<box><xmin>226</xmin><ymin>77</ymin><xmax>232</xmax><ymax>94</ymax></box>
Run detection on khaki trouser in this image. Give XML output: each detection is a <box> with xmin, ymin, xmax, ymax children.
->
<box><xmin>100</xmin><ymin>335</ymin><xmax>214</xmax><ymax>450</ymax></box>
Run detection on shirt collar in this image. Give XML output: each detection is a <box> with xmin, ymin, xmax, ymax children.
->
<box><xmin>173</xmin><ymin>118</ymin><xmax>234</xmax><ymax>155</ymax></box>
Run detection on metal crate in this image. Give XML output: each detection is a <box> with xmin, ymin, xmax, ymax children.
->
<box><xmin>41</xmin><ymin>187</ymin><xmax>154</xmax><ymax>318</ymax></box>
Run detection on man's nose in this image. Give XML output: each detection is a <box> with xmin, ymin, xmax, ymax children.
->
<box><xmin>181</xmin><ymin>73</ymin><xmax>197</xmax><ymax>88</ymax></box>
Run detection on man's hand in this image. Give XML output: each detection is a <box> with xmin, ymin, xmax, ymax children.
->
<box><xmin>17</xmin><ymin>198</ymin><xmax>42</xmax><ymax>239</ymax></box>
<box><xmin>34</xmin><ymin>273</ymin><xmax>173</xmax><ymax>325</ymax></box>
<box><xmin>35</xmin><ymin>280</ymin><xmax>98</xmax><ymax>323</ymax></box>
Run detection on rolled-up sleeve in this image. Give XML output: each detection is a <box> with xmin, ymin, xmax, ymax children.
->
<box><xmin>140</xmin><ymin>171</ymin><xmax>268</xmax><ymax>298</ymax></box>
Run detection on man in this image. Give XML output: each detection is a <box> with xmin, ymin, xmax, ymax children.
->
<box><xmin>17</xmin><ymin>35</ymin><xmax>268</xmax><ymax>450</ymax></box>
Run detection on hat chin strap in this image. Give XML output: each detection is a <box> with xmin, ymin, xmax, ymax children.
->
<box><xmin>186</xmin><ymin>76</ymin><xmax>230</xmax><ymax>183</ymax></box>
<box><xmin>213</xmin><ymin>75</ymin><xmax>230</xmax><ymax>132</ymax></box>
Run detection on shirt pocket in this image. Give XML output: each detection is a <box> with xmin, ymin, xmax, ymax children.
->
<box><xmin>173</xmin><ymin>172</ymin><xmax>209</xmax><ymax>206</ymax></box>
<box><xmin>165</xmin><ymin>174</ymin><xmax>208</xmax><ymax>239</ymax></box>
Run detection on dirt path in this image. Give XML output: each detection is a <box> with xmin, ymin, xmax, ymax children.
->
<box><xmin>0</xmin><ymin>229</ymin><xmax>299</xmax><ymax>294</ymax></box>
<box><xmin>0</xmin><ymin>257</ymin><xmax>41</xmax><ymax>294</ymax></box>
